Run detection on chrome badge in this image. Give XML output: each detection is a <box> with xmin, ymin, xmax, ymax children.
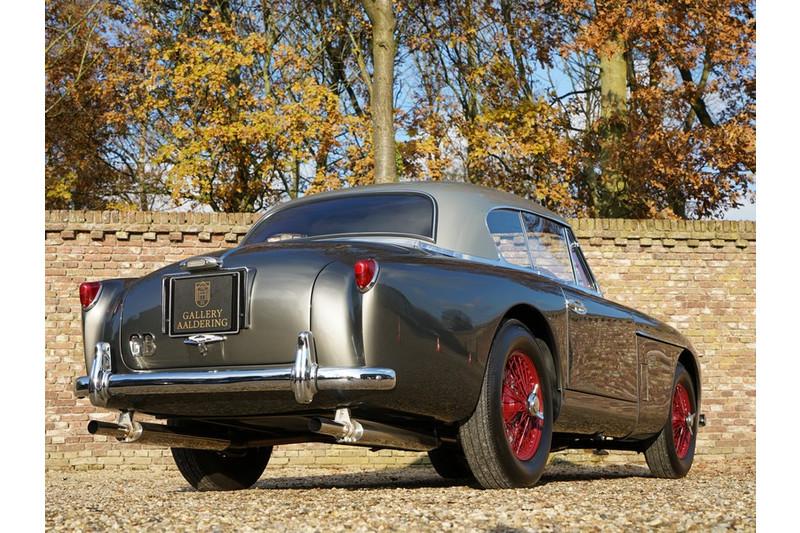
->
<box><xmin>129</xmin><ymin>334</ymin><xmax>142</xmax><ymax>357</ymax></box>
<box><xmin>142</xmin><ymin>333</ymin><xmax>157</xmax><ymax>357</ymax></box>
<box><xmin>130</xmin><ymin>333</ymin><xmax>157</xmax><ymax>357</ymax></box>
<box><xmin>194</xmin><ymin>280</ymin><xmax>211</xmax><ymax>308</ymax></box>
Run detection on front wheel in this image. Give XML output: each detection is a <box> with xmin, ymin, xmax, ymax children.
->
<box><xmin>459</xmin><ymin>320</ymin><xmax>554</xmax><ymax>489</ymax></box>
<box><xmin>172</xmin><ymin>446</ymin><xmax>272</xmax><ymax>491</ymax></box>
<box><xmin>644</xmin><ymin>363</ymin><xmax>699</xmax><ymax>478</ymax></box>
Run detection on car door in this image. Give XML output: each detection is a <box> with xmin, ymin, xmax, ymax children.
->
<box><xmin>559</xmin><ymin>228</ymin><xmax>639</xmax><ymax>402</ymax></box>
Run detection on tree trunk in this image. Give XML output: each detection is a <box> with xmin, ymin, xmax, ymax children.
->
<box><xmin>138</xmin><ymin>131</ymin><xmax>148</xmax><ymax>210</ymax></box>
<box><xmin>362</xmin><ymin>0</ymin><xmax>397</xmax><ymax>183</ymax></box>
<box><xmin>599</xmin><ymin>37</ymin><xmax>627</xmax><ymax>121</ymax></box>
<box><xmin>597</xmin><ymin>35</ymin><xmax>629</xmax><ymax>216</ymax></box>
<box><xmin>460</xmin><ymin>0</ymin><xmax>480</xmax><ymax>184</ymax></box>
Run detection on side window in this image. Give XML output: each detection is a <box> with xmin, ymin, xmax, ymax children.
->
<box><xmin>487</xmin><ymin>210</ymin><xmax>531</xmax><ymax>268</ymax></box>
<box><xmin>567</xmin><ymin>230</ymin><xmax>598</xmax><ymax>291</ymax></box>
<box><xmin>521</xmin><ymin>212</ymin><xmax>574</xmax><ymax>282</ymax></box>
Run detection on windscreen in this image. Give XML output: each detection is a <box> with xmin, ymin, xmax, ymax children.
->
<box><xmin>244</xmin><ymin>193</ymin><xmax>435</xmax><ymax>244</ymax></box>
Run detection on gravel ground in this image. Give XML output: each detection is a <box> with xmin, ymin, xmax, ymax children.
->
<box><xmin>46</xmin><ymin>460</ymin><xmax>754</xmax><ymax>532</ymax></box>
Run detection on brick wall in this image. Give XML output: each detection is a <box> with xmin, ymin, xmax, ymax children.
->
<box><xmin>44</xmin><ymin>211</ymin><xmax>755</xmax><ymax>470</ymax></box>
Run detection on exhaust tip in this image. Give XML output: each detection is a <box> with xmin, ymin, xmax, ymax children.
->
<box><xmin>308</xmin><ymin>418</ymin><xmax>323</xmax><ymax>432</ymax></box>
<box><xmin>87</xmin><ymin>420</ymin><xmax>100</xmax><ymax>434</ymax></box>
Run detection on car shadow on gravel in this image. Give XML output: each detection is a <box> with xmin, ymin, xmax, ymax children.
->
<box><xmin>241</xmin><ymin>462</ymin><xmax>652</xmax><ymax>492</ymax></box>
<box><xmin>537</xmin><ymin>463</ymin><xmax>652</xmax><ymax>486</ymax></box>
<box><xmin>252</xmin><ymin>469</ymin><xmax>463</xmax><ymax>491</ymax></box>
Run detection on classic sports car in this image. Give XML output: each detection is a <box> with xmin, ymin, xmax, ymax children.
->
<box><xmin>75</xmin><ymin>182</ymin><xmax>704</xmax><ymax>490</ymax></box>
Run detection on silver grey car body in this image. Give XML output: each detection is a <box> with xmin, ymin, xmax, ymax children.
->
<box><xmin>75</xmin><ymin>181</ymin><xmax>702</xmax><ymax>460</ymax></box>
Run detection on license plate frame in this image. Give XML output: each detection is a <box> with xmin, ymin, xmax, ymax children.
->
<box><xmin>163</xmin><ymin>270</ymin><xmax>244</xmax><ymax>338</ymax></box>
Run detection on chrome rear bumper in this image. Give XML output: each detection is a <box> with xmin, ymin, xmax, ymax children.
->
<box><xmin>74</xmin><ymin>331</ymin><xmax>396</xmax><ymax>406</ymax></box>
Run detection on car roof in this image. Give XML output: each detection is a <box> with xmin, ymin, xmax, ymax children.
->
<box><xmin>250</xmin><ymin>181</ymin><xmax>570</xmax><ymax>260</ymax></box>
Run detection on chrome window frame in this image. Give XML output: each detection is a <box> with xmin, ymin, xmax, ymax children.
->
<box><xmin>563</xmin><ymin>227</ymin><xmax>602</xmax><ymax>296</ymax></box>
<box><xmin>330</xmin><ymin>235</ymin><xmax>599</xmax><ymax>293</ymax></box>
<box><xmin>485</xmin><ymin>208</ymin><xmax>533</xmax><ymax>269</ymax></box>
<box><xmin>485</xmin><ymin>207</ymin><xmax>603</xmax><ymax>296</ymax></box>
<box><xmin>519</xmin><ymin>210</ymin><xmax>575</xmax><ymax>284</ymax></box>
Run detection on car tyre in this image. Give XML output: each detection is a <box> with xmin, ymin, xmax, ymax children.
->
<box><xmin>171</xmin><ymin>446</ymin><xmax>272</xmax><ymax>491</ymax></box>
<box><xmin>459</xmin><ymin>320</ymin><xmax>554</xmax><ymax>489</ymax></box>
<box><xmin>427</xmin><ymin>445</ymin><xmax>474</xmax><ymax>480</ymax></box>
<box><xmin>644</xmin><ymin>362</ymin><xmax>698</xmax><ymax>478</ymax></box>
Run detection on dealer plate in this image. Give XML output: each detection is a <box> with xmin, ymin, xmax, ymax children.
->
<box><xmin>165</xmin><ymin>271</ymin><xmax>242</xmax><ymax>337</ymax></box>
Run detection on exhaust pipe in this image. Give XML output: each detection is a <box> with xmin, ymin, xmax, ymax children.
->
<box><xmin>309</xmin><ymin>408</ymin><xmax>439</xmax><ymax>452</ymax></box>
<box><xmin>88</xmin><ymin>413</ymin><xmax>232</xmax><ymax>451</ymax></box>
<box><xmin>89</xmin><ymin>409</ymin><xmax>440</xmax><ymax>453</ymax></box>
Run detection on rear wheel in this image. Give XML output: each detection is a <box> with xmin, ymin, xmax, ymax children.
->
<box><xmin>644</xmin><ymin>363</ymin><xmax>698</xmax><ymax>478</ymax></box>
<box><xmin>427</xmin><ymin>445</ymin><xmax>473</xmax><ymax>480</ymax></box>
<box><xmin>171</xmin><ymin>446</ymin><xmax>272</xmax><ymax>491</ymax></box>
<box><xmin>459</xmin><ymin>320</ymin><xmax>554</xmax><ymax>489</ymax></box>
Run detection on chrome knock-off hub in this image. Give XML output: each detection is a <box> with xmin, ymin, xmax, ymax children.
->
<box><xmin>685</xmin><ymin>412</ymin><xmax>696</xmax><ymax>435</ymax></box>
<box><xmin>526</xmin><ymin>384</ymin><xmax>544</xmax><ymax>420</ymax></box>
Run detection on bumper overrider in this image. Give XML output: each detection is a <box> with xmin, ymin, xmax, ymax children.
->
<box><xmin>75</xmin><ymin>331</ymin><xmax>397</xmax><ymax>406</ymax></box>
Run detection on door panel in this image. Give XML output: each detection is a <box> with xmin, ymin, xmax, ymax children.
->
<box><xmin>553</xmin><ymin>389</ymin><xmax>638</xmax><ymax>438</ymax></box>
<box><xmin>563</xmin><ymin>287</ymin><xmax>639</xmax><ymax>402</ymax></box>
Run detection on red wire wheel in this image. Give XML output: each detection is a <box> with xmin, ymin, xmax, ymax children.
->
<box><xmin>501</xmin><ymin>350</ymin><xmax>544</xmax><ymax>461</ymax></box>
<box><xmin>644</xmin><ymin>363</ymin><xmax>698</xmax><ymax>479</ymax></box>
<box><xmin>671</xmin><ymin>382</ymin><xmax>694</xmax><ymax>459</ymax></box>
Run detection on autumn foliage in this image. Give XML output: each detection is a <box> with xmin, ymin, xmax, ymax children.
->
<box><xmin>45</xmin><ymin>0</ymin><xmax>755</xmax><ymax>218</ymax></box>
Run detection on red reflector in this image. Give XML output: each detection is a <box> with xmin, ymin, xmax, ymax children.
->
<box><xmin>79</xmin><ymin>281</ymin><xmax>101</xmax><ymax>309</ymax></box>
<box><xmin>354</xmin><ymin>259</ymin><xmax>378</xmax><ymax>291</ymax></box>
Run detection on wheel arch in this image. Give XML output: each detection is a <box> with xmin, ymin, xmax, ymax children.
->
<box><xmin>678</xmin><ymin>348</ymin><xmax>702</xmax><ymax>408</ymax></box>
<box><xmin>499</xmin><ymin>304</ymin><xmax>563</xmax><ymax>420</ymax></box>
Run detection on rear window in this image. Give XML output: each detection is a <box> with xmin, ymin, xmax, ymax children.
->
<box><xmin>244</xmin><ymin>193</ymin><xmax>435</xmax><ymax>244</ymax></box>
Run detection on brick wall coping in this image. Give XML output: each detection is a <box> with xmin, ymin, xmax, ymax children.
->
<box><xmin>45</xmin><ymin>211</ymin><xmax>756</xmax><ymax>246</ymax></box>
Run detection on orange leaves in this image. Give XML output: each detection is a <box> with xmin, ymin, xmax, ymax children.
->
<box><xmin>537</xmin><ymin>0</ymin><xmax>755</xmax><ymax>218</ymax></box>
<box><xmin>46</xmin><ymin>0</ymin><xmax>754</xmax><ymax>217</ymax></box>
<box><xmin>121</xmin><ymin>0</ymin><xmax>358</xmax><ymax>210</ymax></box>
<box><xmin>461</xmin><ymin>100</ymin><xmax>578</xmax><ymax>213</ymax></box>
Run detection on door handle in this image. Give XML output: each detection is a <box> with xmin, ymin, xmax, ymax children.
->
<box><xmin>567</xmin><ymin>299</ymin><xmax>588</xmax><ymax>315</ymax></box>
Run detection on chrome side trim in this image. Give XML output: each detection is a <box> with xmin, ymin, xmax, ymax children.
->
<box><xmin>416</xmin><ymin>241</ymin><xmax>492</xmax><ymax>264</ymax></box>
<box><xmin>417</xmin><ymin>240</ymin><xmax>578</xmax><ymax>284</ymax></box>
<box><xmin>635</xmin><ymin>330</ymin><xmax>689</xmax><ymax>351</ymax></box>
<box><xmin>75</xmin><ymin>332</ymin><xmax>396</xmax><ymax>405</ymax></box>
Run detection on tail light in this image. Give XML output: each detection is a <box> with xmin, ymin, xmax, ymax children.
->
<box><xmin>354</xmin><ymin>259</ymin><xmax>378</xmax><ymax>292</ymax></box>
<box><xmin>79</xmin><ymin>281</ymin><xmax>101</xmax><ymax>309</ymax></box>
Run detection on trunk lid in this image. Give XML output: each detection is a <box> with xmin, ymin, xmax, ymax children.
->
<box><xmin>119</xmin><ymin>244</ymin><xmax>335</xmax><ymax>370</ymax></box>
